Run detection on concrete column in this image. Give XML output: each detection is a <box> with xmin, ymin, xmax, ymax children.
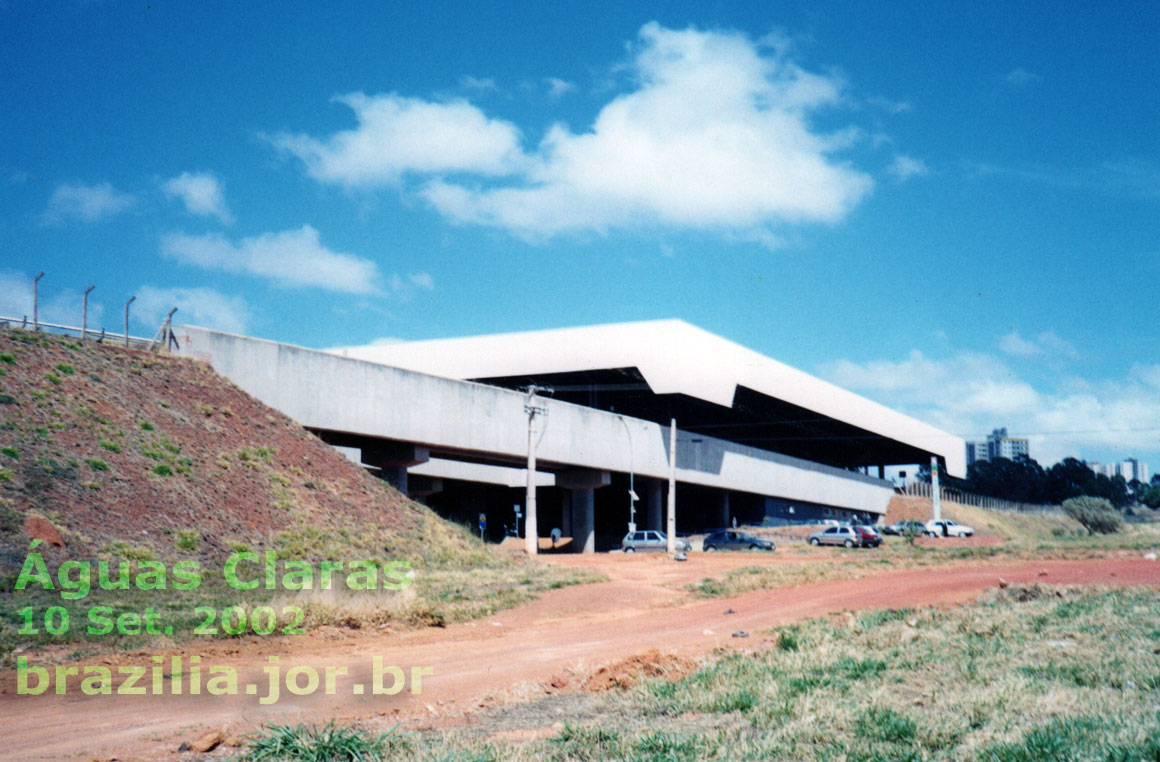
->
<box><xmin>561</xmin><ymin>490</ymin><xmax>573</xmax><ymax>537</ymax></box>
<box><xmin>362</xmin><ymin>442</ymin><xmax>429</xmax><ymax>499</ymax></box>
<box><xmin>647</xmin><ymin>480</ymin><xmax>663</xmax><ymax>530</ymax></box>
<box><xmin>571</xmin><ymin>488</ymin><xmax>595</xmax><ymax>554</ymax></box>
<box><xmin>716</xmin><ymin>491</ymin><xmax>731</xmax><ymax>529</ymax></box>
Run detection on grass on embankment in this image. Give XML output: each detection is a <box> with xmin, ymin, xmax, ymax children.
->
<box><xmin>255</xmin><ymin>586</ymin><xmax>1160</xmax><ymax>761</ymax></box>
<box><xmin>0</xmin><ymin>516</ymin><xmax>600</xmax><ymax>666</ymax></box>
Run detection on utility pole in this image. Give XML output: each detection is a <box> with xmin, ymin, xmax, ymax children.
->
<box><xmin>81</xmin><ymin>285</ymin><xmax>94</xmax><ymax>341</ymax></box>
<box><xmin>667</xmin><ymin>418</ymin><xmax>677</xmax><ymax>554</ymax></box>
<box><xmin>33</xmin><ymin>272</ymin><xmax>44</xmax><ymax>331</ymax></box>
<box><xmin>524</xmin><ymin>387</ymin><xmax>547</xmax><ymax>556</ymax></box>
<box><xmin>930</xmin><ymin>455</ymin><xmax>941</xmax><ymax>521</ymax></box>
<box><xmin>123</xmin><ymin>295</ymin><xmax>135</xmax><ymax>348</ymax></box>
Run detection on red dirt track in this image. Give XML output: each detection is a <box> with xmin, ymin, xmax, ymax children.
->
<box><xmin>2</xmin><ymin>555</ymin><xmax>1157</xmax><ymax>760</ymax></box>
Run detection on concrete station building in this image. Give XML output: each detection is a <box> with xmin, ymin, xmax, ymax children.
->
<box><xmin>176</xmin><ymin>320</ymin><xmax>964</xmax><ymax>552</ymax></box>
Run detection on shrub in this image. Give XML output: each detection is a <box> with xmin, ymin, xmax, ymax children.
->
<box><xmin>99</xmin><ymin>440</ymin><xmax>121</xmax><ymax>453</ymax></box>
<box><xmin>44</xmin><ymin>373</ymin><xmax>61</xmax><ymax>385</ymax></box>
<box><xmin>153</xmin><ymin>464</ymin><xmax>173</xmax><ymax>476</ymax></box>
<box><xmin>0</xmin><ymin>352</ymin><xmax>15</xmax><ymax>364</ymax></box>
<box><xmin>139</xmin><ymin>420</ymin><xmax>155</xmax><ymax>431</ymax></box>
<box><xmin>85</xmin><ymin>458</ymin><xmax>109</xmax><ymax>471</ymax></box>
<box><xmin>1061</xmin><ymin>496</ymin><xmax>1123</xmax><ymax>535</ymax></box>
<box><xmin>54</xmin><ymin>363</ymin><xmax>75</xmax><ymax>376</ymax></box>
<box><xmin>0</xmin><ymin>394</ymin><xmax>15</xmax><ymax>405</ymax></box>
<box><xmin>175</xmin><ymin>530</ymin><xmax>200</xmax><ymax>552</ymax></box>
<box><xmin>1</xmin><ymin>446</ymin><xmax>17</xmax><ymax>460</ymax></box>
<box><xmin>241</xmin><ymin>720</ymin><xmax>394</xmax><ymax>761</ymax></box>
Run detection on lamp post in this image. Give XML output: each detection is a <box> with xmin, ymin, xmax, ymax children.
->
<box><xmin>616</xmin><ymin>415</ymin><xmax>639</xmax><ymax>531</ymax></box>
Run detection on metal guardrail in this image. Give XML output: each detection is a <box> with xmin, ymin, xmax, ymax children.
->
<box><xmin>0</xmin><ymin>315</ymin><xmax>169</xmax><ymax>351</ymax></box>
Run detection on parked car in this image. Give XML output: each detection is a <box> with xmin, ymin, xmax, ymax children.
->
<box><xmin>924</xmin><ymin>518</ymin><xmax>974</xmax><ymax>537</ymax></box>
<box><xmin>621</xmin><ymin>530</ymin><xmax>691</xmax><ymax>552</ymax></box>
<box><xmin>854</xmin><ymin>525</ymin><xmax>882</xmax><ymax>547</ymax></box>
<box><xmin>883</xmin><ymin>519</ymin><xmax>925</xmax><ymax>536</ymax></box>
<box><xmin>702</xmin><ymin>530</ymin><xmax>775</xmax><ymax>552</ymax></box>
<box><xmin>808</xmin><ymin>525</ymin><xmax>862</xmax><ymax>548</ymax></box>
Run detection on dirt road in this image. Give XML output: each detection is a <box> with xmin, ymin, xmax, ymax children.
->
<box><xmin>2</xmin><ymin>554</ymin><xmax>1157</xmax><ymax>760</ymax></box>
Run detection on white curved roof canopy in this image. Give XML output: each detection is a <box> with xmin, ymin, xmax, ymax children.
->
<box><xmin>330</xmin><ymin>319</ymin><xmax>965</xmax><ymax>477</ymax></box>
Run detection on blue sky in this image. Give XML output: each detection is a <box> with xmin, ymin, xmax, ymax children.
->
<box><xmin>2</xmin><ymin>1</ymin><xmax>1158</xmax><ymax>468</ymax></box>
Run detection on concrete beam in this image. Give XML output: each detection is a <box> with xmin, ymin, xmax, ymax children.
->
<box><xmin>555</xmin><ymin>468</ymin><xmax>611</xmax><ymax>491</ymax></box>
<box><xmin>407</xmin><ymin>475</ymin><xmax>443</xmax><ymax>498</ymax></box>
<box><xmin>362</xmin><ymin>442</ymin><xmax>429</xmax><ymax>468</ymax></box>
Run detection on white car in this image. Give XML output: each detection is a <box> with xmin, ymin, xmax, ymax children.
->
<box><xmin>924</xmin><ymin>519</ymin><xmax>974</xmax><ymax>537</ymax></box>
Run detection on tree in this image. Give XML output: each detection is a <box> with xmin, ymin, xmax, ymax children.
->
<box><xmin>1062</xmin><ymin>496</ymin><xmax>1124</xmax><ymax>535</ymax></box>
<box><xmin>965</xmin><ymin>455</ymin><xmax>1048</xmax><ymax>503</ymax></box>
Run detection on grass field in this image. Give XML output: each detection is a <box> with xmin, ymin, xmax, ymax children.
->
<box><xmin>245</xmin><ymin>585</ymin><xmax>1160</xmax><ymax>761</ymax></box>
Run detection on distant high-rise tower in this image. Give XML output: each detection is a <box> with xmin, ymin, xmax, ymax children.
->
<box><xmin>966</xmin><ymin>440</ymin><xmax>989</xmax><ymax>466</ymax></box>
<box><xmin>1116</xmin><ymin>458</ymin><xmax>1150</xmax><ymax>484</ymax></box>
<box><xmin>987</xmin><ymin>428</ymin><xmax>1029</xmax><ymax>461</ymax></box>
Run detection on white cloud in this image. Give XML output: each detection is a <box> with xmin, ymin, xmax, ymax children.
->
<box><xmin>275</xmin><ymin>23</ymin><xmax>874</xmax><ymax>241</ymax></box>
<box><xmin>267</xmin><ymin>92</ymin><xmax>526</xmax><ymax>186</ymax></box>
<box><xmin>0</xmin><ymin>271</ymin><xmax>32</xmax><ymax>318</ymax></box>
<box><xmin>866</xmin><ymin>95</ymin><xmax>912</xmax><ymax>114</ymax></box>
<box><xmin>161</xmin><ymin>225</ymin><xmax>380</xmax><ymax>294</ymax></box>
<box><xmin>407</xmin><ymin>272</ymin><xmax>435</xmax><ymax>291</ymax></box>
<box><xmin>999</xmin><ymin>330</ymin><xmax>1080</xmax><ymax>360</ymax></box>
<box><xmin>460</xmin><ymin>75</ymin><xmax>498</xmax><ymax>91</ymax></box>
<box><xmin>545</xmin><ymin>77</ymin><xmax>575</xmax><ymax>98</ymax></box>
<box><xmin>887</xmin><ymin>154</ymin><xmax>929</xmax><ymax>181</ymax></box>
<box><xmin>1003</xmin><ymin>67</ymin><xmax>1042</xmax><ymax>87</ymax></box>
<box><xmin>43</xmin><ymin>182</ymin><xmax>136</xmax><ymax>224</ymax></box>
<box><xmin>136</xmin><ymin>286</ymin><xmax>250</xmax><ymax>334</ymax></box>
<box><xmin>821</xmin><ymin>347</ymin><xmax>1160</xmax><ymax>466</ymax></box>
<box><xmin>423</xmin><ymin>22</ymin><xmax>873</xmax><ymax>238</ymax></box>
<box><xmin>162</xmin><ymin>171</ymin><xmax>233</xmax><ymax>223</ymax></box>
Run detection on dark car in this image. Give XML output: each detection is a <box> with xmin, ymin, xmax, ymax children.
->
<box><xmin>702</xmin><ymin>530</ymin><xmax>775</xmax><ymax>552</ymax></box>
<box><xmin>883</xmin><ymin>519</ymin><xmax>925</xmax><ymax>536</ymax></box>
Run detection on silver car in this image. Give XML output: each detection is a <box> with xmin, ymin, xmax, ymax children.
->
<box><xmin>621</xmin><ymin>530</ymin><xmax>691</xmax><ymax>552</ymax></box>
<box><xmin>807</xmin><ymin>525</ymin><xmax>862</xmax><ymax>548</ymax></box>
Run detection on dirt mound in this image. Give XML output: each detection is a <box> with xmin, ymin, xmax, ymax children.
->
<box><xmin>580</xmin><ymin>648</ymin><xmax>697</xmax><ymax>691</ymax></box>
<box><xmin>0</xmin><ymin>331</ymin><xmax>435</xmax><ymax>566</ymax></box>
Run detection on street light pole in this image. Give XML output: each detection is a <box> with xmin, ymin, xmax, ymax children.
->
<box><xmin>81</xmin><ymin>285</ymin><xmax>95</xmax><ymax>341</ymax></box>
<box><xmin>617</xmin><ymin>415</ymin><xmax>638</xmax><ymax>530</ymax></box>
<box><xmin>123</xmin><ymin>295</ymin><xmax>135</xmax><ymax>348</ymax></box>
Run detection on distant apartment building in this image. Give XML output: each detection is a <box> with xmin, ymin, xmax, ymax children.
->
<box><xmin>1088</xmin><ymin>459</ymin><xmax>1150</xmax><ymax>484</ymax></box>
<box><xmin>1117</xmin><ymin>458</ymin><xmax>1150</xmax><ymax>484</ymax></box>
<box><xmin>966</xmin><ymin>427</ymin><xmax>1030</xmax><ymax>466</ymax></box>
<box><xmin>966</xmin><ymin>440</ymin><xmax>988</xmax><ymax>465</ymax></box>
